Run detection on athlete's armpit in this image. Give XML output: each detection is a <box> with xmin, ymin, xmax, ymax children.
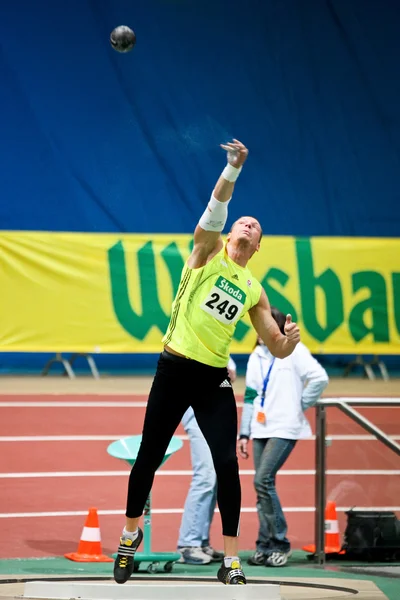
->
<box><xmin>188</xmin><ymin>230</ymin><xmax>224</xmax><ymax>269</ymax></box>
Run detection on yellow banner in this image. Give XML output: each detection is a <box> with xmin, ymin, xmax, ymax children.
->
<box><xmin>1</xmin><ymin>232</ymin><xmax>399</xmax><ymax>354</ymax></box>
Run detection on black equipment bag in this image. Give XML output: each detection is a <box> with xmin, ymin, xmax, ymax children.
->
<box><xmin>342</xmin><ymin>509</ymin><xmax>400</xmax><ymax>561</ymax></box>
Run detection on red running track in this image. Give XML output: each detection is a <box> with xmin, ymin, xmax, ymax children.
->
<box><xmin>0</xmin><ymin>394</ymin><xmax>399</xmax><ymax>559</ymax></box>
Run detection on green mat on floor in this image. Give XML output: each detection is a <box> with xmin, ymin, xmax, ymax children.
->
<box><xmin>0</xmin><ymin>552</ymin><xmax>399</xmax><ymax>600</ymax></box>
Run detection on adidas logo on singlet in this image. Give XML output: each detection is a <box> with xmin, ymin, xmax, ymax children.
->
<box><xmin>219</xmin><ymin>379</ymin><xmax>232</xmax><ymax>388</ymax></box>
<box><xmin>232</xmin><ymin>274</ymin><xmax>239</xmax><ymax>280</ymax></box>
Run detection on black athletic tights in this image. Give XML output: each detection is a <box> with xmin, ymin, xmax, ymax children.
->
<box><xmin>126</xmin><ymin>350</ymin><xmax>241</xmax><ymax>537</ymax></box>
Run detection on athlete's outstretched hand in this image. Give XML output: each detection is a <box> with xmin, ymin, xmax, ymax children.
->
<box><xmin>220</xmin><ymin>139</ymin><xmax>249</xmax><ymax>169</ymax></box>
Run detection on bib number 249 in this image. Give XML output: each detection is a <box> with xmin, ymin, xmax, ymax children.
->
<box><xmin>200</xmin><ymin>277</ymin><xmax>246</xmax><ymax>325</ymax></box>
<box><xmin>205</xmin><ymin>293</ymin><xmax>239</xmax><ymax>321</ymax></box>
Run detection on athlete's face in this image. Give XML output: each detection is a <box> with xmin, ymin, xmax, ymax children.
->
<box><xmin>228</xmin><ymin>217</ymin><xmax>262</xmax><ymax>253</ymax></box>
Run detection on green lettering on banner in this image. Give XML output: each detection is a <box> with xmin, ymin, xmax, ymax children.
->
<box><xmin>108</xmin><ymin>240</ymin><xmax>169</xmax><ymax>339</ymax></box>
<box><xmin>160</xmin><ymin>242</ymin><xmax>186</xmax><ymax>298</ymax></box>
<box><xmin>393</xmin><ymin>273</ymin><xmax>400</xmax><ymax>336</ymax></box>
<box><xmin>261</xmin><ymin>268</ymin><xmax>298</xmax><ymax>322</ymax></box>
<box><xmin>296</xmin><ymin>239</ymin><xmax>344</xmax><ymax>342</ymax></box>
<box><xmin>349</xmin><ymin>272</ymin><xmax>389</xmax><ymax>342</ymax></box>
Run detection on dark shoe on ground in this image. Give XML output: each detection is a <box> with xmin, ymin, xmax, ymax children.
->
<box><xmin>217</xmin><ymin>559</ymin><xmax>247</xmax><ymax>584</ymax></box>
<box><xmin>113</xmin><ymin>528</ymin><xmax>143</xmax><ymax>584</ymax></box>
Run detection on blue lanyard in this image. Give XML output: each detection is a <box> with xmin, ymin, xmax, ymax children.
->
<box><xmin>259</xmin><ymin>356</ymin><xmax>275</xmax><ymax>408</ymax></box>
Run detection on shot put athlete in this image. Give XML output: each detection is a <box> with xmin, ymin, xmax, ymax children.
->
<box><xmin>113</xmin><ymin>139</ymin><xmax>301</xmax><ymax>585</ymax></box>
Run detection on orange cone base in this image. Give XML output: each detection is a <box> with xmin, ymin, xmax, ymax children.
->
<box><xmin>303</xmin><ymin>544</ymin><xmax>345</xmax><ymax>555</ymax></box>
<box><xmin>64</xmin><ymin>551</ymin><xmax>113</xmax><ymax>562</ymax></box>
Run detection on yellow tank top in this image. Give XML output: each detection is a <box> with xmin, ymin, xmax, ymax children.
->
<box><xmin>162</xmin><ymin>244</ymin><xmax>262</xmax><ymax>367</ymax></box>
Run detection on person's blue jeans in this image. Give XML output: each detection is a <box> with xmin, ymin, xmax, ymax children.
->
<box><xmin>177</xmin><ymin>407</ymin><xmax>217</xmax><ymax>547</ymax></box>
<box><xmin>252</xmin><ymin>437</ymin><xmax>297</xmax><ymax>554</ymax></box>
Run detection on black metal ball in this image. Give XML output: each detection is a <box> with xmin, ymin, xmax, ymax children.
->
<box><xmin>110</xmin><ymin>26</ymin><xmax>136</xmax><ymax>53</ymax></box>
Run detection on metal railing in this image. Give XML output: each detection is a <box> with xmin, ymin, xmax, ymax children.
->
<box><xmin>314</xmin><ymin>397</ymin><xmax>400</xmax><ymax>566</ymax></box>
<box><xmin>41</xmin><ymin>352</ymin><xmax>100</xmax><ymax>379</ymax></box>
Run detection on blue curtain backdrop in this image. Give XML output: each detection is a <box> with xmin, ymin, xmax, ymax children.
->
<box><xmin>1</xmin><ymin>0</ymin><xmax>399</xmax><ymax>371</ymax></box>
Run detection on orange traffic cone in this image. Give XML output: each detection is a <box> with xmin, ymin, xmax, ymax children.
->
<box><xmin>303</xmin><ymin>501</ymin><xmax>344</xmax><ymax>554</ymax></box>
<box><xmin>65</xmin><ymin>507</ymin><xmax>113</xmax><ymax>562</ymax></box>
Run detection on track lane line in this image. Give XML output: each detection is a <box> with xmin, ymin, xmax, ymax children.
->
<box><xmin>1</xmin><ymin>506</ymin><xmax>399</xmax><ymax>518</ymax></box>
<box><xmin>0</xmin><ymin>434</ymin><xmax>399</xmax><ymax>441</ymax></box>
<box><xmin>1</xmin><ymin>469</ymin><xmax>399</xmax><ymax>478</ymax></box>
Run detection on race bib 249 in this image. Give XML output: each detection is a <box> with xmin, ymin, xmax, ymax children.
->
<box><xmin>200</xmin><ymin>276</ymin><xmax>246</xmax><ymax>325</ymax></box>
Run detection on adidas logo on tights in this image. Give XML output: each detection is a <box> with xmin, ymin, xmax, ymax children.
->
<box><xmin>219</xmin><ymin>379</ymin><xmax>232</xmax><ymax>388</ymax></box>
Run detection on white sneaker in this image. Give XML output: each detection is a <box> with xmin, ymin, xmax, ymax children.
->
<box><xmin>177</xmin><ymin>547</ymin><xmax>212</xmax><ymax>565</ymax></box>
<box><xmin>265</xmin><ymin>550</ymin><xmax>291</xmax><ymax>567</ymax></box>
<box><xmin>202</xmin><ymin>545</ymin><xmax>224</xmax><ymax>562</ymax></box>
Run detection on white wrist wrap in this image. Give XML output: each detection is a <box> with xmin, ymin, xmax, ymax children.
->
<box><xmin>198</xmin><ymin>194</ymin><xmax>229</xmax><ymax>232</ymax></box>
<box><xmin>222</xmin><ymin>163</ymin><xmax>242</xmax><ymax>182</ymax></box>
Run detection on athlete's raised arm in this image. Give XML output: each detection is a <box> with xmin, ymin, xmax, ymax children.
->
<box><xmin>188</xmin><ymin>139</ymin><xmax>249</xmax><ymax>269</ymax></box>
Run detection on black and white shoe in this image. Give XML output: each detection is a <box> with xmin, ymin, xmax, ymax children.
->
<box><xmin>264</xmin><ymin>549</ymin><xmax>291</xmax><ymax>567</ymax></box>
<box><xmin>202</xmin><ymin>545</ymin><xmax>224</xmax><ymax>562</ymax></box>
<box><xmin>217</xmin><ymin>559</ymin><xmax>247</xmax><ymax>585</ymax></box>
<box><xmin>177</xmin><ymin>546</ymin><xmax>211</xmax><ymax>565</ymax></box>
<box><xmin>247</xmin><ymin>550</ymin><xmax>267</xmax><ymax>565</ymax></box>
<box><xmin>113</xmin><ymin>528</ymin><xmax>143</xmax><ymax>584</ymax></box>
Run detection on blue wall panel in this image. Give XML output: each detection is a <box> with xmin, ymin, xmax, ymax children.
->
<box><xmin>0</xmin><ymin>0</ymin><xmax>399</xmax><ymax>237</ymax></box>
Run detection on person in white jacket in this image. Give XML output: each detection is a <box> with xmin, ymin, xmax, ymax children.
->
<box><xmin>238</xmin><ymin>308</ymin><xmax>328</xmax><ymax>567</ymax></box>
